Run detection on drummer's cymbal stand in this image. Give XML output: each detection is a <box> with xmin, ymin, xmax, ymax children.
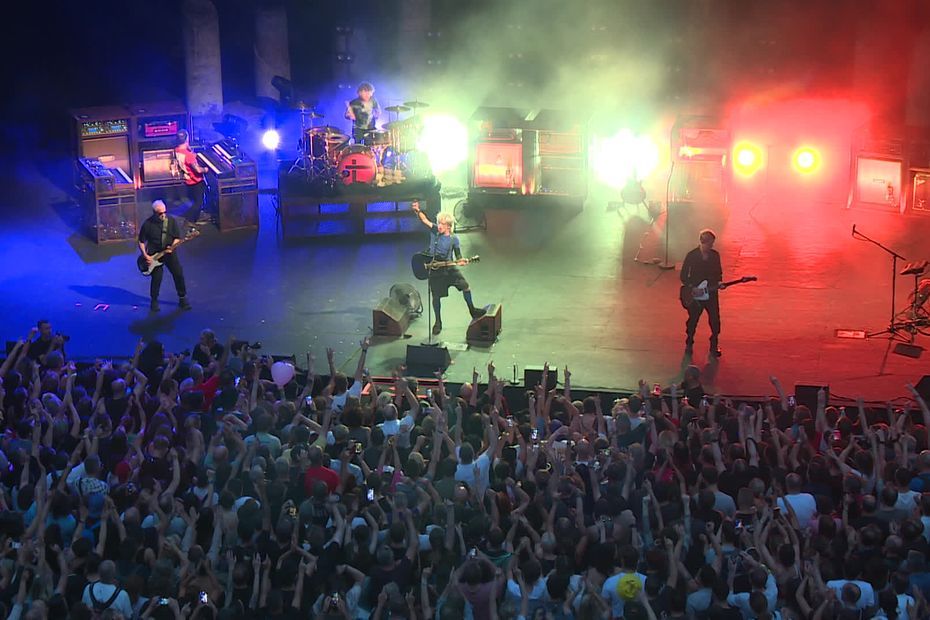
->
<box><xmin>288</xmin><ymin>106</ymin><xmax>324</xmax><ymax>176</ymax></box>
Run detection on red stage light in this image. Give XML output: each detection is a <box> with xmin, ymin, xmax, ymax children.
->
<box><xmin>732</xmin><ymin>142</ymin><xmax>763</xmax><ymax>177</ymax></box>
<box><xmin>791</xmin><ymin>146</ymin><xmax>821</xmax><ymax>174</ymax></box>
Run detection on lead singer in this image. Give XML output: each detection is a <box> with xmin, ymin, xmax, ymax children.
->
<box><xmin>411</xmin><ymin>201</ymin><xmax>485</xmax><ymax>334</ymax></box>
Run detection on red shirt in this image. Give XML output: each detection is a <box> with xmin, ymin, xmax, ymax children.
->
<box><xmin>304</xmin><ymin>465</ymin><xmax>340</xmax><ymax>496</ymax></box>
<box><xmin>175</xmin><ymin>145</ymin><xmax>204</xmax><ymax>185</ymax></box>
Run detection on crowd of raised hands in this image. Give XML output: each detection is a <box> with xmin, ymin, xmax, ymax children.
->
<box><xmin>1</xmin><ymin>323</ymin><xmax>930</xmax><ymax>619</ymax></box>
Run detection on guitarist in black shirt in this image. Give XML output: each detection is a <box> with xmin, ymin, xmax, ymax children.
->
<box><xmin>138</xmin><ymin>200</ymin><xmax>190</xmax><ymax>313</ymax></box>
<box><xmin>680</xmin><ymin>229</ymin><xmax>723</xmax><ymax>358</ymax></box>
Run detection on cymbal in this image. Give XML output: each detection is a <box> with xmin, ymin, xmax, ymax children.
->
<box><xmin>385</xmin><ymin>104</ymin><xmax>411</xmax><ymax>113</ymax></box>
<box><xmin>308</xmin><ymin>111</ymin><xmax>324</xmax><ymax>119</ymax></box>
<box><xmin>403</xmin><ymin>100</ymin><xmax>430</xmax><ymax>109</ymax></box>
<box><xmin>309</xmin><ymin>125</ymin><xmax>343</xmax><ymax>135</ymax></box>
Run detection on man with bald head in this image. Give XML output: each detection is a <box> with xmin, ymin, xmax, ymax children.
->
<box><xmin>82</xmin><ymin>559</ymin><xmax>134</xmax><ymax>617</ymax></box>
<box><xmin>776</xmin><ymin>472</ymin><xmax>817</xmax><ymax>529</ymax></box>
<box><xmin>138</xmin><ymin>199</ymin><xmax>190</xmax><ymax>313</ymax></box>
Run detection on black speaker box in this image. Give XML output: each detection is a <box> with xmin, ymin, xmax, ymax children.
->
<box><xmin>916</xmin><ymin>376</ymin><xmax>930</xmax><ymax>401</ymax></box>
<box><xmin>406</xmin><ymin>344</ymin><xmax>451</xmax><ymax>372</ymax></box>
<box><xmin>373</xmin><ymin>297</ymin><xmax>412</xmax><ymax>337</ymax></box>
<box><xmin>466</xmin><ymin>304</ymin><xmax>502</xmax><ymax>343</ymax></box>
<box><xmin>524</xmin><ymin>365</ymin><xmax>558</xmax><ymax>391</ymax></box>
<box><xmin>794</xmin><ymin>384</ymin><xmax>829</xmax><ymax>412</ymax></box>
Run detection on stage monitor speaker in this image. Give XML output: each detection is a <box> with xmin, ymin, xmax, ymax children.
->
<box><xmin>466</xmin><ymin>304</ymin><xmax>502</xmax><ymax>343</ymax></box>
<box><xmin>916</xmin><ymin>376</ymin><xmax>930</xmax><ymax>401</ymax></box>
<box><xmin>894</xmin><ymin>343</ymin><xmax>924</xmax><ymax>359</ymax></box>
<box><xmin>373</xmin><ymin>297</ymin><xmax>412</xmax><ymax>337</ymax></box>
<box><xmin>794</xmin><ymin>384</ymin><xmax>829</xmax><ymax>412</ymax></box>
<box><xmin>406</xmin><ymin>344</ymin><xmax>451</xmax><ymax>373</ymax></box>
<box><xmin>524</xmin><ymin>365</ymin><xmax>558</xmax><ymax>391</ymax></box>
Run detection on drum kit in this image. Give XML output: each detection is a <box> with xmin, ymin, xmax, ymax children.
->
<box><xmin>288</xmin><ymin>99</ymin><xmax>432</xmax><ymax>187</ymax></box>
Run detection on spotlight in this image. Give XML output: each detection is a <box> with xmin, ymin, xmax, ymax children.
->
<box><xmin>261</xmin><ymin>129</ymin><xmax>280</xmax><ymax>151</ymax></box>
<box><xmin>791</xmin><ymin>146</ymin><xmax>821</xmax><ymax>174</ymax></box>
<box><xmin>732</xmin><ymin>141</ymin><xmax>763</xmax><ymax>177</ymax></box>
<box><xmin>590</xmin><ymin>130</ymin><xmax>659</xmax><ymax>190</ymax></box>
<box><xmin>416</xmin><ymin>115</ymin><xmax>468</xmax><ymax>174</ymax></box>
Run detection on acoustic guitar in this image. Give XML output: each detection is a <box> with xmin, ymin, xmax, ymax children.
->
<box><xmin>679</xmin><ymin>276</ymin><xmax>757</xmax><ymax>309</ymax></box>
<box><xmin>411</xmin><ymin>253</ymin><xmax>480</xmax><ymax>280</ymax></box>
<box><xmin>137</xmin><ymin>229</ymin><xmax>201</xmax><ymax>277</ymax></box>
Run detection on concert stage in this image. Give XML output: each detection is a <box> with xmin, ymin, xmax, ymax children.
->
<box><xmin>1</xmin><ymin>154</ymin><xmax>928</xmax><ymax>404</ymax></box>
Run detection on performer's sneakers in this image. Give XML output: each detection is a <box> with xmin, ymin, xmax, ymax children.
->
<box><xmin>432</xmin><ymin>321</ymin><xmax>442</xmax><ymax>335</ymax></box>
<box><xmin>149</xmin><ymin>300</ymin><xmax>160</xmax><ymax>313</ymax></box>
<box><xmin>470</xmin><ymin>307</ymin><xmax>487</xmax><ymax>319</ymax></box>
<box><xmin>710</xmin><ymin>348</ymin><xmax>722</xmax><ymax>358</ymax></box>
<box><xmin>179</xmin><ymin>297</ymin><xmax>192</xmax><ymax>311</ymax></box>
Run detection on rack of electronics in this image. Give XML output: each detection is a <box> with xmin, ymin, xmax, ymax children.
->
<box><xmin>71</xmin><ymin>102</ymin><xmax>258</xmax><ymax>243</ymax></box>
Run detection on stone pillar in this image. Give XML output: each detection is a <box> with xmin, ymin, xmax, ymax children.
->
<box><xmin>182</xmin><ymin>0</ymin><xmax>224</xmax><ymax>117</ymax></box>
<box><xmin>397</xmin><ymin>0</ymin><xmax>431</xmax><ymax>85</ymax></box>
<box><xmin>254</xmin><ymin>2</ymin><xmax>291</xmax><ymax>101</ymax></box>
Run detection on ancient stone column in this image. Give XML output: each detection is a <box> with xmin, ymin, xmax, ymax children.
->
<box><xmin>182</xmin><ymin>0</ymin><xmax>224</xmax><ymax>117</ymax></box>
<box><xmin>254</xmin><ymin>2</ymin><xmax>291</xmax><ymax>101</ymax></box>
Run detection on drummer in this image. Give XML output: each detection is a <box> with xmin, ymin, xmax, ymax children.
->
<box><xmin>345</xmin><ymin>82</ymin><xmax>381</xmax><ymax>145</ymax></box>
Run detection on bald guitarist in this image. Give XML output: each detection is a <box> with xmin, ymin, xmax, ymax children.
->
<box><xmin>411</xmin><ymin>202</ymin><xmax>485</xmax><ymax>335</ymax></box>
<box><xmin>681</xmin><ymin>228</ymin><xmax>723</xmax><ymax>358</ymax></box>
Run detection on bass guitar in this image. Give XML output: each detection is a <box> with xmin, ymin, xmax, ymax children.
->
<box><xmin>411</xmin><ymin>253</ymin><xmax>480</xmax><ymax>280</ymax></box>
<box><xmin>679</xmin><ymin>276</ymin><xmax>757</xmax><ymax>309</ymax></box>
<box><xmin>137</xmin><ymin>228</ymin><xmax>201</xmax><ymax>277</ymax></box>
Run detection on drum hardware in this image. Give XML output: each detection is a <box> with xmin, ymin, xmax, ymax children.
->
<box><xmin>288</xmin><ymin>103</ymin><xmax>327</xmax><ymax>176</ymax></box>
<box><xmin>403</xmin><ymin>100</ymin><xmax>430</xmax><ymax>112</ymax></box>
<box><xmin>384</xmin><ymin>104</ymin><xmax>411</xmax><ymax>114</ymax></box>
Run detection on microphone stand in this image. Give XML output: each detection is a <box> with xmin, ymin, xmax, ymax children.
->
<box><xmin>422</xmin><ymin>263</ymin><xmax>439</xmax><ymax>347</ymax></box>
<box><xmin>853</xmin><ymin>224</ymin><xmax>907</xmax><ymax>339</ymax></box>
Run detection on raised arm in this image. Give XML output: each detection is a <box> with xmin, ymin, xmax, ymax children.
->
<box><xmin>410</xmin><ymin>201</ymin><xmax>433</xmax><ymax>229</ymax></box>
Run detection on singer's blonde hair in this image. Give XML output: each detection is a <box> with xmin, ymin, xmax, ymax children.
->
<box><xmin>437</xmin><ymin>212</ymin><xmax>456</xmax><ymax>232</ymax></box>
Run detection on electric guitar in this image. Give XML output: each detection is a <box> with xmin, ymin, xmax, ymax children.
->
<box><xmin>679</xmin><ymin>276</ymin><xmax>757</xmax><ymax>309</ymax></box>
<box><xmin>411</xmin><ymin>253</ymin><xmax>480</xmax><ymax>280</ymax></box>
<box><xmin>137</xmin><ymin>229</ymin><xmax>201</xmax><ymax>276</ymax></box>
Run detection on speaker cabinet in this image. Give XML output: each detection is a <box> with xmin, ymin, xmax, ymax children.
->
<box><xmin>406</xmin><ymin>344</ymin><xmax>451</xmax><ymax>372</ymax></box>
<box><xmin>217</xmin><ymin>189</ymin><xmax>258</xmax><ymax>231</ymax></box>
<box><xmin>466</xmin><ymin>304</ymin><xmax>502</xmax><ymax>343</ymax></box>
<box><xmin>794</xmin><ymin>384</ymin><xmax>829</xmax><ymax>412</ymax></box>
<box><xmin>524</xmin><ymin>365</ymin><xmax>558</xmax><ymax>391</ymax></box>
<box><xmin>373</xmin><ymin>297</ymin><xmax>412</xmax><ymax>337</ymax></box>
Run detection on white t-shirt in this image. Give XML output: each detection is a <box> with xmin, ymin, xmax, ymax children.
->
<box><xmin>826</xmin><ymin>579</ymin><xmax>876</xmax><ymax>610</ymax></box>
<box><xmin>455</xmin><ymin>450</ymin><xmax>491</xmax><ymax>494</ymax></box>
<box><xmin>777</xmin><ymin>492</ymin><xmax>817</xmax><ymax>528</ymax></box>
<box><xmin>331</xmin><ymin>381</ymin><xmax>363</xmax><ymax>412</ymax></box>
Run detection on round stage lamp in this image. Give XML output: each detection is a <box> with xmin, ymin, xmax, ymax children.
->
<box><xmin>261</xmin><ymin>129</ymin><xmax>281</xmax><ymax>151</ymax></box>
<box><xmin>417</xmin><ymin>115</ymin><xmax>468</xmax><ymax>174</ymax></box>
<box><xmin>791</xmin><ymin>146</ymin><xmax>821</xmax><ymax>174</ymax></box>
<box><xmin>732</xmin><ymin>142</ymin><xmax>763</xmax><ymax>177</ymax></box>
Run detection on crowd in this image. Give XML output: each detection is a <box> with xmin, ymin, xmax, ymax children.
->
<box><xmin>1</xmin><ymin>319</ymin><xmax>930</xmax><ymax>620</ymax></box>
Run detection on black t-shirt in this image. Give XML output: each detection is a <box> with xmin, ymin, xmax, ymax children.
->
<box><xmin>680</xmin><ymin>247</ymin><xmax>723</xmax><ymax>289</ymax></box>
<box><xmin>138</xmin><ymin>214</ymin><xmax>182</xmax><ymax>254</ymax></box>
<box><xmin>192</xmin><ymin>342</ymin><xmax>224</xmax><ymax>367</ymax></box>
<box><xmin>347</xmin><ymin>96</ymin><xmax>380</xmax><ymax>132</ymax></box>
<box><xmin>367</xmin><ymin>555</ymin><xmax>413</xmax><ymax>607</ymax></box>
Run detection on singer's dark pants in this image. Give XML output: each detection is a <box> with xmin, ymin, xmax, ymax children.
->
<box><xmin>685</xmin><ymin>293</ymin><xmax>721</xmax><ymax>348</ymax></box>
<box><xmin>150</xmin><ymin>252</ymin><xmax>187</xmax><ymax>302</ymax></box>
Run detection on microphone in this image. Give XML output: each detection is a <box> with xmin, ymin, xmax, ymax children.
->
<box><xmin>852</xmin><ymin>224</ymin><xmax>856</xmax><ymax>237</ymax></box>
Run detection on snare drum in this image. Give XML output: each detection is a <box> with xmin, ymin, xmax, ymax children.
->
<box><xmin>364</xmin><ymin>130</ymin><xmax>392</xmax><ymax>147</ymax></box>
<box><xmin>336</xmin><ymin>146</ymin><xmax>379</xmax><ymax>185</ymax></box>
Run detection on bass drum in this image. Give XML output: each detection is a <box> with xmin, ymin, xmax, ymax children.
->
<box><xmin>336</xmin><ymin>146</ymin><xmax>379</xmax><ymax>185</ymax></box>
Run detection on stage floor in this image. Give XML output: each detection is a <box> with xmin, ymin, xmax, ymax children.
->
<box><xmin>1</xmin><ymin>157</ymin><xmax>928</xmax><ymax>403</ymax></box>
